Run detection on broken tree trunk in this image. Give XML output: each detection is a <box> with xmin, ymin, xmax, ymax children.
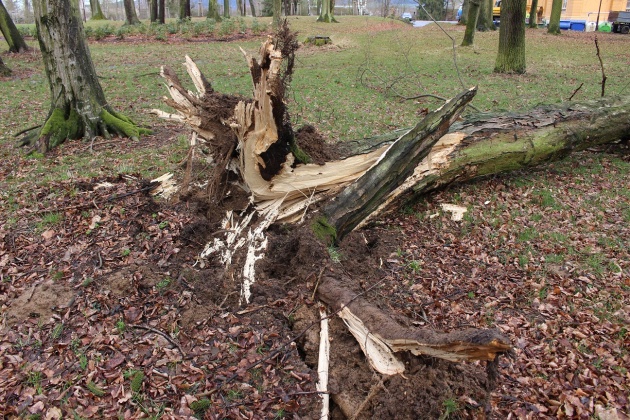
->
<box><xmin>151</xmin><ymin>30</ymin><xmax>628</xmax><ymax>373</ymax></box>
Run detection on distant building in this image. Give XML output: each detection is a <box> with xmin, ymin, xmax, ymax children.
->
<box><xmin>534</xmin><ymin>0</ymin><xmax>629</xmax><ymax>23</ymax></box>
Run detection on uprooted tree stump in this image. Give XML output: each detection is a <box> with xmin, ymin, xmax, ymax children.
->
<box><xmin>151</xmin><ymin>26</ymin><xmax>630</xmax><ymax>417</ymax></box>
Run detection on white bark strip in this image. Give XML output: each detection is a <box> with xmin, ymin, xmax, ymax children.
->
<box><xmin>317</xmin><ymin>306</ymin><xmax>330</xmax><ymax>420</ymax></box>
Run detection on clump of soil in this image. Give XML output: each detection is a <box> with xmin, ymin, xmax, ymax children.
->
<box><xmin>295</xmin><ymin>125</ymin><xmax>339</xmax><ymax>164</ymax></box>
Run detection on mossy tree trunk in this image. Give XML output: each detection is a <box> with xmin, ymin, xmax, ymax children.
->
<box><xmin>0</xmin><ymin>0</ymin><xmax>30</xmax><ymax>52</ymax></box>
<box><xmin>477</xmin><ymin>0</ymin><xmax>495</xmax><ymax>31</ymax></box>
<box><xmin>158</xmin><ymin>0</ymin><xmax>165</xmax><ymax>23</ymax></box>
<box><xmin>22</xmin><ymin>0</ymin><xmax>150</xmax><ymax>153</ymax></box>
<box><xmin>179</xmin><ymin>0</ymin><xmax>191</xmax><ymax>20</ymax></box>
<box><xmin>90</xmin><ymin>0</ymin><xmax>106</xmax><ymax>19</ymax></box>
<box><xmin>494</xmin><ymin>0</ymin><xmax>526</xmax><ymax>73</ymax></box>
<box><xmin>207</xmin><ymin>0</ymin><xmax>221</xmax><ymax>20</ymax></box>
<box><xmin>273</xmin><ymin>0</ymin><xmax>281</xmax><ymax>26</ymax></box>
<box><xmin>547</xmin><ymin>0</ymin><xmax>562</xmax><ymax>34</ymax></box>
<box><xmin>528</xmin><ymin>0</ymin><xmax>538</xmax><ymax>28</ymax></box>
<box><xmin>149</xmin><ymin>0</ymin><xmax>157</xmax><ymax>22</ymax></box>
<box><xmin>0</xmin><ymin>54</ymin><xmax>11</xmax><ymax>76</ymax></box>
<box><xmin>123</xmin><ymin>0</ymin><xmax>141</xmax><ymax>25</ymax></box>
<box><xmin>317</xmin><ymin>0</ymin><xmax>336</xmax><ymax>22</ymax></box>
<box><xmin>461</xmin><ymin>0</ymin><xmax>480</xmax><ymax>46</ymax></box>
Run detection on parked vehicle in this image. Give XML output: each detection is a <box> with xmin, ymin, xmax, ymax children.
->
<box><xmin>402</xmin><ymin>12</ymin><xmax>413</xmax><ymax>21</ymax></box>
<box><xmin>457</xmin><ymin>6</ymin><xmax>462</xmax><ymax>21</ymax></box>
<box><xmin>608</xmin><ymin>11</ymin><xmax>630</xmax><ymax>33</ymax></box>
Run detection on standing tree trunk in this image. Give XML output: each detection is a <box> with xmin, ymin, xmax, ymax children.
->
<box><xmin>21</xmin><ymin>0</ymin><xmax>150</xmax><ymax>153</ymax></box>
<box><xmin>0</xmin><ymin>0</ymin><xmax>30</xmax><ymax>52</ymax></box>
<box><xmin>494</xmin><ymin>0</ymin><xmax>526</xmax><ymax>73</ymax></box>
<box><xmin>179</xmin><ymin>0</ymin><xmax>191</xmax><ymax>20</ymax></box>
<box><xmin>90</xmin><ymin>0</ymin><xmax>107</xmax><ymax>19</ymax></box>
<box><xmin>547</xmin><ymin>0</ymin><xmax>562</xmax><ymax>34</ymax></box>
<box><xmin>528</xmin><ymin>0</ymin><xmax>538</xmax><ymax>28</ymax></box>
<box><xmin>236</xmin><ymin>0</ymin><xmax>243</xmax><ymax>15</ymax></box>
<box><xmin>123</xmin><ymin>0</ymin><xmax>141</xmax><ymax>24</ymax></box>
<box><xmin>317</xmin><ymin>0</ymin><xmax>336</xmax><ymax>22</ymax></box>
<box><xmin>459</xmin><ymin>0</ymin><xmax>469</xmax><ymax>24</ymax></box>
<box><xmin>24</xmin><ymin>0</ymin><xmax>32</xmax><ymax>21</ymax></box>
<box><xmin>248</xmin><ymin>0</ymin><xmax>256</xmax><ymax>16</ymax></box>
<box><xmin>477</xmin><ymin>0</ymin><xmax>495</xmax><ymax>31</ymax></box>
<box><xmin>223</xmin><ymin>0</ymin><xmax>230</xmax><ymax>18</ymax></box>
<box><xmin>158</xmin><ymin>0</ymin><xmax>165</xmax><ymax>23</ymax></box>
<box><xmin>272</xmin><ymin>0</ymin><xmax>281</xmax><ymax>25</ymax></box>
<box><xmin>150</xmin><ymin>0</ymin><xmax>158</xmax><ymax>22</ymax></box>
<box><xmin>0</xmin><ymin>54</ymin><xmax>11</xmax><ymax>76</ymax></box>
<box><xmin>207</xmin><ymin>0</ymin><xmax>221</xmax><ymax>20</ymax></box>
<box><xmin>461</xmin><ymin>0</ymin><xmax>480</xmax><ymax>46</ymax></box>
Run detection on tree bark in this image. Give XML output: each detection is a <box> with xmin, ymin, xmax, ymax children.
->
<box><xmin>223</xmin><ymin>0</ymin><xmax>230</xmax><ymax>18</ymax></box>
<box><xmin>158</xmin><ymin>0</ymin><xmax>165</xmax><ymax>23</ymax></box>
<box><xmin>248</xmin><ymin>0</ymin><xmax>256</xmax><ymax>16</ymax></box>
<box><xmin>461</xmin><ymin>0</ymin><xmax>479</xmax><ymax>46</ymax></box>
<box><xmin>123</xmin><ymin>0</ymin><xmax>141</xmax><ymax>25</ymax></box>
<box><xmin>0</xmin><ymin>0</ymin><xmax>30</xmax><ymax>52</ymax></box>
<box><xmin>547</xmin><ymin>0</ymin><xmax>562</xmax><ymax>34</ymax></box>
<box><xmin>90</xmin><ymin>0</ymin><xmax>107</xmax><ymax>19</ymax></box>
<box><xmin>494</xmin><ymin>0</ymin><xmax>526</xmax><ymax>73</ymax></box>
<box><xmin>459</xmin><ymin>0</ymin><xmax>469</xmax><ymax>25</ymax></box>
<box><xmin>0</xmin><ymin>54</ymin><xmax>11</xmax><ymax>76</ymax></box>
<box><xmin>22</xmin><ymin>0</ymin><xmax>150</xmax><ymax>153</ymax></box>
<box><xmin>273</xmin><ymin>0</ymin><xmax>281</xmax><ymax>26</ymax></box>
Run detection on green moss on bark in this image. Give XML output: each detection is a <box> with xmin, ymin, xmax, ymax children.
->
<box><xmin>312</xmin><ymin>216</ymin><xmax>337</xmax><ymax>245</ymax></box>
<box><xmin>100</xmin><ymin>109</ymin><xmax>152</xmax><ymax>140</ymax></box>
<box><xmin>40</xmin><ymin>108</ymin><xmax>82</xmax><ymax>148</ymax></box>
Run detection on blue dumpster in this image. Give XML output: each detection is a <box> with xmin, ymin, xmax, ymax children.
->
<box><xmin>570</xmin><ymin>20</ymin><xmax>586</xmax><ymax>31</ymax></box>
<box><xmin>559</xmin><ymin>20</ymin><xmax>571</xmax><ymax>29</ymax></box>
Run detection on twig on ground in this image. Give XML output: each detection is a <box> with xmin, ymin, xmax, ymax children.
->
<box><xmin>568</xmin><ymin>82</ymin><xmax>584</xmax><ymax>101</ymax></box>
<box><xmin>132</xmin><ymin>324</ymin><xmax>186</xmax><ymax>357</ymax></box>
<box><xmin>311</xmin><ymin>266</ymin><xmax>327</xmax><ymax>301</ymax></box>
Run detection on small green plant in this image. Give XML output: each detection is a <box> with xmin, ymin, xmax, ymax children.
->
<box><xmin>190</xmin><ymin>398</ymin><xmax>211</xmax><ymax>418</ymax></box>
<box><xmin>439</xmin><ymin>397</ymin><xmax>459</xmax><ymax>420</ymax></box>
<box><xmin>130</xmin><ymin>371</ymin><xmax>144</xmax><ymax>393</ymax></box>
<box><xmin>37</xmin><ymin>212</ymin><xmax>62</xmax><ymax>231</ymax></box>
<box><xmin>115</xmin><ymin>320</ymin><xmax>126</xmax><ymax>334</ymax></box>
<box><xmin>51</xmin><ymin>323</ymin><xmax>64</xmax><ymax>340</ymax></box>
<box><xmin>121</xmin><ymin>248</ymin><xmax>131</xmax><ymax>257</ymax></box>
<box><xmin>79</xmin><ymin>354</ymin><xmax>88</xmax><ymax>370</ymax></box>
<box><xmin>467</xmin><ymin>291</ymin><xmax>475</xmax><ymax>299</ymax></box>
<box><xmin>82</xmin><ymin>277</ymin><xmax>94</xmax><ymax>287</ymax></box>
<box><xmin>158</xmin><ymin>221</ymin><xmax>169</xmax><ymax>229</ymax></box>
<box><xmin>407</xmin><ymin>260</ymin><xmax>422</xmax><ymax>274</ymax></box>
<box><xmin>156</xmin><ymin>277</ymin><xmax>171</xmax><ymax>292</ymax></box>
<box><xmin>226</xmin><ymin>389</ymin><xmax>242</xmax><ymax>401</ymax></box>
<box><xmin>51</xmin><ymin>270</ymin><xmax>64</xmax><ymax>281</ymax></box>
<box><xmin>26</xmin><ymin>370</ymin><xmax>43</xmax><ymax>394</ymax></box>
<box><xmin>86</xmin><ymin>380</ymin><xmax>105</xmax><ymax>397</ymax></box>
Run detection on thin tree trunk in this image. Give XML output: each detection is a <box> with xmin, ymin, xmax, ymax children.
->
<box><xmin>273</xmin><ymin>0</ymin><xmax>281</xmax><ymax>25</ymax></box>
<box><xmin>494</xmin><ymin>0</ymin><xmax>526</xmax><ymax>73</ymax></box>
<box><xmin>123</xmin><ymin>0</ymin><xmax>141</xmax><ymax>24</ymax></box>
<box><xmin>248</xmin><ymin>0</ymin><xmax>255</xmax><ymax>16</ymax></box>
<box><xmin>23</xmin><ymin>0</ymin><xmax>31</xmax><ymax>21</ymax></box>
<box><xmin>0</xmin><ymin>54</ymin><xmax>11</xmax><ymax>76</ymax></box>
<box><xmin>0</xmin><ymin>0</ymin><xmax>30</xmax><ymax>52</ymax></box>
<box><xmin>236</xmin><ymin>0</ymin><xmax>242</xmax><ymax>16</ymax></box>
<box><xmin>461</xmin><ymin>0</ymin><xmax>480</xmax><ymax>46</ymax></box>
<box><xmin>22</xmin><ymin>0</ymin><xmax>149</xmax><ymax>153</ymax></box>
<box><xmin>179</xmin><ymin>0</ymin><xmax>191</xmax><ymax>20</ymax></box>
<box><xmin>547</xmin><ymin>0</ymin><xmax>562</xmax><ymax>34</ymax></box>
<box><xmin>528</xmin><ymin>0</ymin><xmax>538</xmax><ymax>28</ymax></box>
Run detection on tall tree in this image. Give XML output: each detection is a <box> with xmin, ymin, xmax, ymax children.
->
<box><xmin>317</xmin><ymin>0</ymin><xmax>336</xmax><ymax>22</ymax></box>
<box><xmin>547</xmin><ymin>0</ymin><xmax>561</xmax><ymax>34</ymax></box>
<box><xmin>24</xmin><ymin>0</ymin><xmax>32</xmax><ymax>21</ymax></box>
<box><xmin>223</xmin><ymin>0</ymin><xmax>229</xmax><ymax>17</ymax></box>
<box><xmin>236</xmin><ymin>0</ymin><xmax>243</xmax><ymax>15</ymax></box>
<box><xmin>123</xmin><ymin>0</ymin><xmax>141</xmax><ymax>24</ymax></box>
<box><xmin>477</xmin><ymin>0</ymin><xmax>495</xmax><ymax>31</ymax></box>
<box><xmin>149</xmin><ymin>0</ymin><xmax>157</xmax><ymax>21</ymax></box>
<box><xmin>90</xmin><ymin>0</ymin><xmax>106</xmax><ymax>19</ymax></box>
<box><xmin>461</xmin><ymin>0</ymin><xmax>480</xmax><ymax>46</ymax></box>
<box><xmin>0</xmin><ymin>0</ymin><xmax>30</xmax><ymax>52</ymax></box>
<box><xmin>528</xmin><ymin>0</ymin><xmax>539</xmax><ymax>28</ymax></box>
<box><xmin>494</xmin><ymin>0</ymin><xmax>526</xmax><ymax>73</ymax></box>
<box><xmin>179</xmin><ymin>0</ymin><xmax>191</xmax><ymax>20</ymax></box>
<box><xmin>248</xmin><ymin>0</ymin><xmax>256</xmax><ymax>16</ymax></box>
<box><xmin>0</xmin><ymin>55</ymin><xmax>11</xmax><ymax>76</ymax></box>
<box><xmin>207</xmin><ymin>0</ymin><xmax>221</xmax><ymax>20</ymax></box>
<box><xmin>21</xmin><ymin>0</ymin><xmax>149</xmax><ymax>153</ymax></box>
